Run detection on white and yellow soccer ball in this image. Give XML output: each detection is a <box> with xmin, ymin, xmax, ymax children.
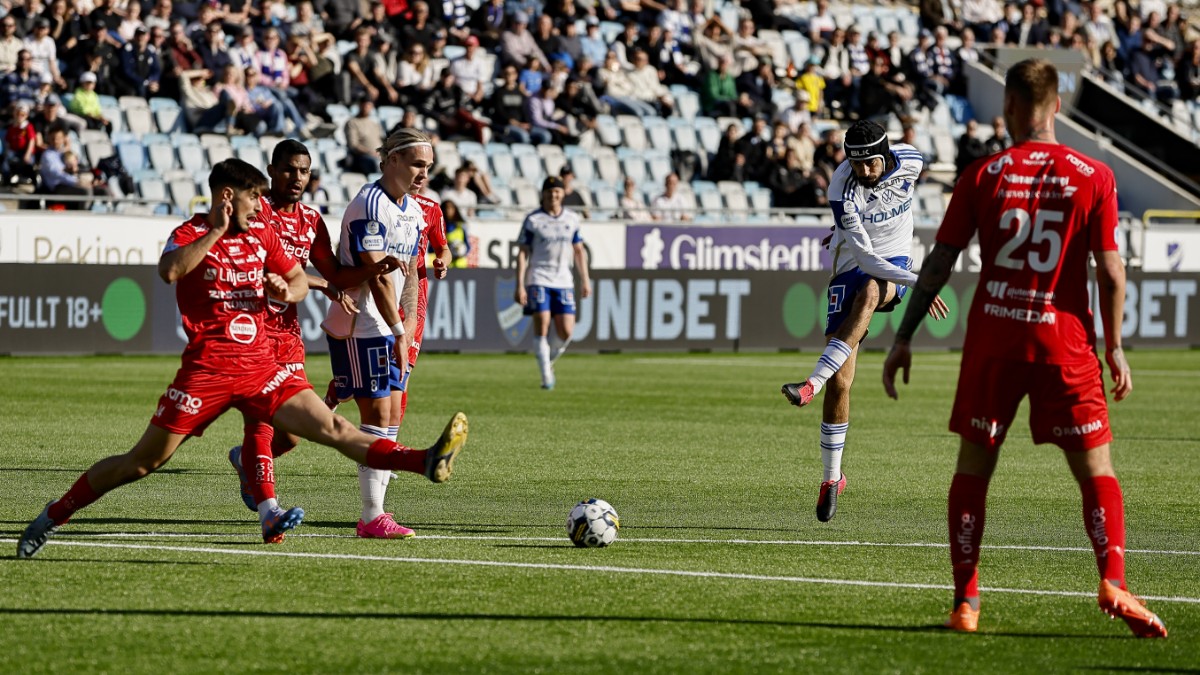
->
<box><xmin>566</xmin><ymin>498</ymin><xmax>620</xmax><ymax>548</ymax></box>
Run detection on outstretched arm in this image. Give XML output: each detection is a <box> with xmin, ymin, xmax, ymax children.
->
<box><xmin>882</xmin><ymin>242</ymin><xmax>961</xmax><ymax>399</ymax></box>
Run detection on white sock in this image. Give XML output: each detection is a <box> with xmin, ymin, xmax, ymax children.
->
<box><xmin>807</xmin><ymin>338</ymin><xmax>853</xmax><ymax>395</ymax></box>
<box><xmin>549</xmin><ymin>334</ymin><xmax>571</xmax><ymax>363</ymax></box>
<box><xmin>535</xmin><ymin>335</ymin><xmax>552</xmax><ymax>384</ymax></box>
<box><xmin>256</xmin><ymin>498</ymin><xmax>279</xmax><ymax>519</ymax></box>
<box><xmin>358</xmin><ymin>424</ymin><xmax>389</xmax><ymax>523</ymax></box>
<box><xmin>820</xmin><ymin>421</ymin><xmax>848</xmax><ymax>483</ymax></box>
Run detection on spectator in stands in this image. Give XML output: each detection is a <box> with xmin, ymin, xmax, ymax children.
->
<box><xmin>33</xmin><ymin>74</ymin><xmax>82</xmax><ymax>135</ymax></box>
<box><xmin>559</xmin><ymin>165</ymin><xmax>590</xmax><ymax>215</ymax></box>
<box><xmin>813</xmin><ymin>127</ymin><xmax>844</xmax><ymax>184</ymax></box>
<box><xmin>731</xmin><ymin>17</ymin><xmax>772</xmax><ymax>76</ymax></box>
<box><xmin>984</xmin><ymin>115</ymin><xmax>1010</xmax><ymax>154</ymax></box>
<box><xmin>144</xmin><ymin>0</ymin><xmax>174</xmax><ymax>32</ymax></box>
<box><xmin>66</xmin><ymin>70</ymin><xmax>111</xmax><ymax>132</ymax></box>
<box><xmin>39</xmin><ymin>125</ymin><xmax>90</xmax><ymax>208</ymax></box>
<box><xmin>1176</xmin><ymin>38</ymin><xmax>1200</xmax><ymax>101</ymax></box>
<box><xmin>526</xmin><ymin>84</ymin><xmax>574</xmax><ymax>144</ymax></box>
<box><xmin>619</xmin><ymin>175</ymin><xmax>651</xmax><ymax>220</ymax></box>
<box><xmin>797</xmin><ymin>58</ymin><xmax>824</xmax><ymax>116</ymax></box>
<box><xmin>735</xmin><ymin>114</ymin><xmax>769</xmax><ymax>180</ymax></box>
<box><xmin>807</xmin><ymin>0</ymin><xmax>837</xmax><ymax>43</ymax></box>
<box><xmin>441</xmin><ymin>166</ymin><xmax>479</xmax><ymax>216</ymax></box>
<box><xmin>442</xmin><ymin>200</ymin><xmax>472</xmax><ymax>267</ymax></box>
<box><xmin>651</xmin><ymin>172</ymin><xmax>690</xmax><ymax>222</ymax></box>
<box><xmin>763</xmin><ymin>119</ymin><xmax>802</xmax><ymax>167</ymax></box>
<box><xmin>116</xmin><ymin>25</ymin><xmax>162</xmax><ymax>98</ymax></box>
<box><xmin>2</xmin><ymin>101</ymin><xmax>37</xmax><ymax>184</ymax></box>
<box><xmin>469</xmin><ymin>0</ymin><xmax>507</xmax><ymax>49</ymax></box>
<box><xmin>1007</xmin><ymin>3</ymin><xmax>1050</xmax><ymax>46</ymax></box>
<box><xmin>285</xmin><ymin>33</ymin><xmax>335</xmax><ymax>119</ymax></box>
<box><xmin>213</xmin><ymin>64</ymin><xmax>259</xmax><ymax>134</ymax></box>
<box><xmin>306</xmin><ymin>169</ymin><xmax>331</xmax><ymax>213</ymax></box>
<box><xmin>1117</xmin><ymin>13</ymin><xmax>1143</xmax><ymax>62</ymax></box>
<box><xmin>489</xmin><ymin>63</ymin><xmax>541</xmax><ymax>143</ymax></box>
<box><xmin>520</xmin><ymin>56</ymin><xmax>547</xmax><ymax>95</ymax></box>
<box><xmin>244</xmin><ymin>66</ymin><xmax>287</xmax><ymax>135</ymax></box>
<box><xmin>767</xmin><ymin>147</ymin><xmax>822</xmax><ymax>209</ymax></box>
<box><xmin>344</xmin><ymin>97</ymin><xmax>383</xmax><ymax>174</ymax></box>
<box><xmin>46</xmin><ymin>0</ymin><xmax>84</xmax><ymax>60</ymax></box>
<box><xmin>693</xmin><ymin>15</ymin><xmax>734</xmax><ymax>72</ymax></box>
<box><xmin>500</xmin><ymin>11</ymin><xmax>549</xmax><ymax>71</ymax></box>
<box><xmin>423</xmin><ymin>67</ymin><xmax>490</xmax><ymax>142</ymax></box>
<box><xmin>580</xmin><ymin>16</ymin><xmax>607</xmax><ymax>66</ymax></box>
<box><xmin>450</xmin><ymin>35</ymin><xmax>490</xmax><ymax>106</ymax></box>
<box><xmin>396</xmin><ymin>41</ymin><xmax>436</xmax><ymax>107</ymax></box>
<box><xmin>846</xmin><ymin>27</ymin><xmax>871</xmax><ymax>88</ymax></box>
<box><xmin>197</xmin><ymin>21</ymin><xmax>232</xmax><ymax>73</ymax></box>
<box><xmin>557</xmin><ymin>75</ymin><xmax>604</xmax><ymax>137</ymax></box>
<box><xmin>928</xmin><ymin>26</ymin><xmax>957</xmax><ymax>94</ymax></box>
<box><xmin>959</xmin><ymin>0</ymin><xmax>1002</xmax><ymax>39</ymax></box>
<box><xmin>1099</xmin><ymin>40</ymin><xmax>1127</xmax><ymax>87</ymax></box>
<box><xmin>400</xmin><ymin>1</ymin><xmax>444</xmax><ymax>51</ymax></box>
<box><xmin>1</xmin><ymin>50</ymin><xmax>39</xmax><ymax>110</ymax></box>
<box><xmin>736</xmin><ymin>58</ymin><xmax>777</xmax><ymax>119</ymax></box>
<box><xmin>0</xmin><ymin>17</ymin><xmax>20</xmax><ymax>76</ymax></box>
<box><xmin>594</xmin><ymin>50</ymin><xmax>650</xmax><ymax>117</ymax></box>
<box><xmin>255</xmin><ymin>28</ymin><xmax>308</xmax><ymax>134</ymax></box>
<box><xmin>955</xmin><ymin>118</ymin><xmax>989</xmax><ymax>181</ymax></box>
<box><xmin>228</xmin><ymin>26</ymin><xmax>260</xmax><ymax>72</ymax></box>
<box><xmin>627</xmin><ymin>47</ymin><xmax>675</xmax><ymax>117</ymax></box>
<box><xmin>642</xmin><ymin>25</ymin><xmax>689</xmax><ymax>87</ymax></box>
<box><xmin>1130</xmin><ymin>30</ymin><xmax>1179</xmax><ymax>103</ymax></box>
<box><xmin>351</xmin><ymin>1</ymin><xmax>399</xmax><ymax>48</ymax></box>
<box><xmin>821</xmin><ymin>28</ymin><xmax>854</xmax><ymax>118</ymax></box>
<box><xmin>612</xmin><ymin>19</ymin><xmax>641</xmax><ymax>69</ymax></box>
<box><xmin>343</xmin><ymin>27</ymin><xmax>399</xmax><ymax>104</ymax></box>
<box><xmin>708</xmin><ymin>121</ymin><xmax>744</xmax><ymax>182</ymax></box>
<box><xmin>1143</xmin><ymin>11</ymin><xmax>1178</xmax><ymax>57</ymax></box>
<box><xmin>460</xmin><ymin>159</ymin><xmax>500</xmax><ymax>204</ymax></box>
<box><xmin>860</xmin><ymin>55</ymin><xmax>913</xmax><ymax>122</ymax></box>
<box><xmin>777</xmin><ymin>90</ymin><xmax>812</xmax><ymax>134</ymax></box>
<box><xmin>118</xmin><ymin>0</ymin><xmax>147</xmax><ymax>43</ymax></box>
<box><xmin>177</xmin><ymin>67</ymin><xmax>222</xmax><ymax>132</ymax></box>
<box><xmin>700</xmin><ymin>53</ymin><xmax>739</xmax><ymax>116</ymax></box>
<box><xmin>24</xmin><ymin>18</ymin><xmax>65</xmax><ymax>88</ymax></box>
<box><xmin>319</xmin><ymin>0</ymin><xmax>361</xmax><ymax>39</ymax></box>
<box><xmin>531</xmin><ymin>14</ymin><xmax>561</xmax><ymax>62</ymax></box>
<box><xmin>952</xmin><ymin>27</ymin><xmax>978</xmax><ymax>95</ymax></box>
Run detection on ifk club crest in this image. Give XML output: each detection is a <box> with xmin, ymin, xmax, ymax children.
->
<box><xmin>495</xmin><ymin>276</ymin><xmax>531</xmax><ymax>346</ymax></box>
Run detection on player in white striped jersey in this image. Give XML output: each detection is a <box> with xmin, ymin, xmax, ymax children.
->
<box><xmin>781</xmin><ymin>120</ymin><xmax>948</xmax><ymax>522</ymax></box>
<box><xmin>322</xmin><ymin>128</ymin><xmax>465</xmax><ymax>540</ymax></box>
<box><xmin>515</xmin><ymin>176</ymin><xmax>592</xmax><ymax>390</ymax></box>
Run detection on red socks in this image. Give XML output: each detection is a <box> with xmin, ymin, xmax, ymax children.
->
<box><xmin>243</xmin><ymin>421</ymin><xmax>276</xmax><ymax>503</ymax></box>
<box><xmin>948</xmin><ymin>473</ymin><xmax>990</xmax><ymax>601</ymax></box>
<box><xmin>48</xmin><ymin>472</ymin><xmax>102</xmax><ymax>524</ymax></box>
<box><xmin>396</xmin><ymin>391</ymin><xmax>409</xmax><ymax>428</ymax></box>
<box><xmin>365</xmin><ymin>438</ymin><xmax>426</xmax><ymax>473</ymax></box>
<box><xmin>1080</xmin><ymin>475</ymin><xmax>1127</xmax><ymax>588</ymax></box>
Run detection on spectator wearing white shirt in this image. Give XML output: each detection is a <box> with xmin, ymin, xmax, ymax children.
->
<box><xmin>776</xmin><ymin>90</ymin><xmax>812</xmax><ymax>134</ymax></box>
<box><xmin>627</xmin><ymin>48</ymin><xmax>674</xmax><ymax>116</ymax></box>
<box><xmin>440</xmin><ymin>166</ymin><xmax>479</xmax><ymax>216</ymax></box>
<box><xmin>228</xmin><ymin>26</ymin><xmax>260</xmax><ymax>72</ymax></box>
<box><xmin>23</xmin><ymin>18</ymin><xmax>64</xmax><ymax>88</ymax></box>
<box><xmin>449</xmin><ymin>35</ymin><xmax>490</xmax><ymax>105</ymax></box>
<box><xmin>619</xmin><ymin>176</ymin><xmax>651</xmax><ymax>221</ymax></box>
<box><xmin>651</xmin><ymin>172</ymin><xmax>691</xmax><ymax>222</ymax></box>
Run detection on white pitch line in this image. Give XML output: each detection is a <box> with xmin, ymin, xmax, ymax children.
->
<box><xmin>2</xmin><ymin>538</ymin><xmax>1198</xmax><ymax>605</ymax></box>
<box><xmin>43</xmin><ymin>532</ymin><xmax>1200</xmax><ymax>556</ymax></box>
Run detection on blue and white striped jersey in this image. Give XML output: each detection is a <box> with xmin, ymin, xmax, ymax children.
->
<box><xmin>322</xmin><ymin>181</ymin><xmax>425</xmax><ymax>339</ymax></box>
<box><xmin>517</xmin><ymin>207</ymin><xmax>584</xmax><ymax>289</ymax></box>
<box><xmin>827</xmin><ymin>144</ymin><xmax>924</xmax><ymax>286</ymax></box>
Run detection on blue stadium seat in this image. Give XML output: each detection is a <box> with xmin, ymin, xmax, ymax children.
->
<box><xmin>595</xmin><ymin>114</ymin><xmax>622</xmax><ymax>147</ymax></box>
<box><xmin>117</xmin><ymin>142</ymin><xmax>146</xmax><ymax>173</ymax></box>
<box><xmin>568</xmin><ymin>154</ymin><xmax>595</xmax><ymax>183</ymax></box>
<box><xmin>515</xmin><ymin>153</ymin><xmax>543</xmax><ymax>182</ymax></box>
<box><xmin>234</xmin><ymin>145</ymin><xmax>264</xmax><ymax>167</ymax></box>
<box><xmin>619</xmin><ymin>156</ymin><xmax>646</xmax><ymax>184</ymax></box>
<box><xmin>146</xmin><ymin>137</ymin><xmax>176</xmax><ymax>173</ymax></box>
<box><xmin>172</xmin><ymin>133</ymin><xmax>201</xmax><ymax>148</ymax></box>
<box><xmin>489</xmin><ymin>153</ymin><xmax>515</xmax><ymax>186</ymax></box>
<box><xmin>646</xmin><ymin>153</ymin><xmax>673</xmax><ymax>184</ymax></box>
<box><xmin>643</xmin><ymin>117</ymin><xmax>672</xmax><ymax>151</ymax></box>
<box><xmin>594</xmin><ymin>147</ymin><xmax>620</xmax><ymax>184</ymax></box>
<box><xmin>177</xmin><ymin>144</ymin><xmax>207</xmax><ymax>173</ymax></box>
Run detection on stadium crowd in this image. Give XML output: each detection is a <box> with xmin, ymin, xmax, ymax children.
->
<box><xmin>0</xmin><ymin>0</ymin><xmax>1197</xmax><ymax>210</ymax></box>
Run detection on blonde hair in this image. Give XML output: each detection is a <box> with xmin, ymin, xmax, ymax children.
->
<box><xmin>378</xmin><ymin>127</ymin><xmax>432</xmax><ymax>160</ymax></box>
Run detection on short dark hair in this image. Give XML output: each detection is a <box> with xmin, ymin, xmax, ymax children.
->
<box><xmin>1005</xmin><ymin>58</ymin><xmax>1058</xmax><ymax>112</ymax></box>
<box><xmin>271</xmin><ymin>139</ymin><xmax>310</xmax><ymax>167</ymax></box>
<box><xmin>209</xmin><ymin>158</ymin><xmax>268</xmax><ymax>196</ymax></box>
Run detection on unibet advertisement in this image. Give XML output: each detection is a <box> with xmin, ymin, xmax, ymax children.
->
<box><xmin>1</xmin><ymin>267</ymin><xmax>1196</xmax><ymax>354</ymax></box>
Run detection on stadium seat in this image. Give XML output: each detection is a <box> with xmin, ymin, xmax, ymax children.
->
<box><xmin>194</xmin><ymin>170</ymin><xmax>212</xmax><ymax>198</ymax></box>
<box><xmin>150</xmin><ymin>97</ymin><xmax>182</xmax><ymax>133</ymax></box>
<box><xmin>235</xmin><ymin>146</ymin><xmax>265</xmax><ymax>167</ymax></box>
<box><xmin>594</xmin><ymin>147</ymin><xmax>620</xmax><ymax>184</ymax></box>
<box><xmin>748</xmin><ymin>188</ymin><xmax>772</xmax><ymax>212</ymax></box>
<box><xmin>117</xmin><ymin>142</ymin><xmax>146</xmax><ymax>173</ymax></box>
<box><xmin>124</xmin><ymin>107</ymin><xmax>153</xmax><ymax>135</ymax></box>
<box><xmin>175</xmin><ymin>144</ymin><xmax>206</xmax><ymax>173</ymax></box>
<box><xmin>646</xmin><ymin>152</ymin><xmax>673</xmax><ymax>184</ymax></box>
<box><xmin>377</xmin><ymin>105</ymin><xmax>402</xmax><ymax>131</ymax></box>
<box><xmin>322</xmin><ymin>145</ymin><xmax>348</xmax><ymax>174</ymax></box>
<box><xmin>85</xmin><ymin>140</ymin><xmax>114</xmax><ymax>167</ymax></box>
<box><xmin>643</xmin><ymin>117</ymin><xmax>672</xmax><ymax>151</ymax></box>
<box><xmin>675</xmin><ymin>91</ymin><xmax>700</xmax><ymax>120</ymax></box>
<box><xmin>340</xmin><ymin>172</ymin><xmax>366</xmax><ymax>190</ymax></box>
<box><xmin>515</xmin><ymin>153</ymin><xmax>543</xmax><ymax>182</ymax></box>
<box><xmin>697</xmin><ymin>189</ymin><xmax>723</xmax><ymax>212</ymax></box>
<box><xmin>172</xmin><ymin>133</ymin><xmax>201</xmax><ymax>148</ymax></box>
<box><xmin>568</xmin><ymin>154</ymin><xmax>596</xmax><ymax>183</ymax></box>
<box><xmin>513</xmin><ymin>185</ymin><xmax>539</xmax><ymax>207</ymax></box>
<box><xmin>619</xmin><ymin>155</ymin><xmax>647</xmax><ymax>184</ymax></box>
<box><xmin>595</xmin><ymin>114</ymin><xmax>622</xmax><ymax>147</ymax></box>
<box><xmin>489</xmin><ymin>153</ymin><xmax>515</xmax><ymax>186</ymax></box>
<box><xmin>672</xmin><ymin>125</ymin><xmax>699</xmax><ymax>153</ymax></box>
<box><xmin>617</xmin><ymin>116</ymin><xmax>648</xmax><ymax>151</ymax></box>
<box><xmin>258</xmin><ymin>135</ymin><xmax>285</xmax><ymax>154</ymax></box>
<box><xmin>206</xmin><ymin>144</ymin><xmax>233</xmax><ymax>167</ymax></box>
<box><xmin>718</xmin><ymin>181</ymin><xmax>749</xmax><ymax>213</ymax></box>
<box><xmin>537</xmin><ymin>145</ymin><xmax>566</xmax><ymax>176</ymax></box>
<box><xmin>230</xmin><ymin>135</ymin><xmax>258</xmax><ymax>150</ymax></box>
<box><xmin>146</xmin><ymin>137</ymin><xmax>176</xmax><ymax>173</ymax></box>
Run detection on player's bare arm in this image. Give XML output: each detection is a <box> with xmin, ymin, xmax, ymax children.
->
<box><xmin>883</xmin><ymin>242</ymin><xmax>961</xmax><ymax>399</ymax></box>
<box><xmin>364</xmin><ymin>253</ymin><xmax>404</xmax><ymax>330</ymax></box>
<box><xmin>158</xmin><ymin>200</ymin><xmax>233</xmax><ymax>283</ymax></box>
<box><xmin>573</xmin><ymin>242</ymin><xmax>591</xmax><ymax>298</ymax></box>
<box><xmin>265</xmin><ymin>262</ymin><xmax>308</xmax><ymax>304</ymax></box>
<box><xmin>306</xmin><ymin>272</ymin><xmax>359</xmax><ymax>315</ymax></box>
<box><xmin>1094</xmin><ymin>249</ymin><xmax>1132</xmax><ymax>401</ymax></box>
<box><xmin>399</xmin><ymin>253</ymin><xmax>421</xmax><ymax>356</ymax></box>
<box><xmin>514</xmin><ymin>245</ymin><xmax>531</xmax><ymax>305</ymax></box>
<box><xmin>432</xmin><ymin>242</ymin><xmax>451</xmax><ymax>279</ymax></box>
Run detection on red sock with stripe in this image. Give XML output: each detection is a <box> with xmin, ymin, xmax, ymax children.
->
<box><xmin>1080</xmin><ymin>475</ymin><xmax>1127</xmax><ymax>589</ymax></box>
<box><xmin>948</xmin><ymin>473</ymin><xmax>989</xmax><ymax>604</ymax></box>
<box><xmin>47</xmin><ymin>472</ymin><xmax>102</xmax><ymax>524</ymax></box>
<box><xmin>365</xmin><ymin>438</ymin><xmax>426</xmax><ymax>473</ymax></box>
<box><xmin>243</xmin><ymin>421</ymin><xmax>276</xmax><ymax>504</ymax></box>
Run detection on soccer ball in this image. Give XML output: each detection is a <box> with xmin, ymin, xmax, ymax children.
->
<box><xmin>566</xmin><ymin>498</ymin><xmax>620</xmax><ymax>548</ymax></box>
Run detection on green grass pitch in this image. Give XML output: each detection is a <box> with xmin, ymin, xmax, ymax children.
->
<box><xmin>0</xmin><ymin>350</ymin><xmax>1197</xmax><ymax>673</ymax></box>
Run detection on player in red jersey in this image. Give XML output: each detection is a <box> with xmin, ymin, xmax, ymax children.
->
<box><xmin>16</xmin><ymin>159</ymin><xmax>469</xmax><ymax>559</ymax></box>
<box><xmin>227</xmin><ymin>140</ymin><xmax>405</xmax><ymax>529</ymax></box>
<box><xmin>881</xmin><ymin>59</ymin><xmax>1166</xmax><ymax>638</ymax></box>
<box><xmin>399</xmin><ymin>190</ymin><xmax>451</xmax><ymax>426</ymax></box>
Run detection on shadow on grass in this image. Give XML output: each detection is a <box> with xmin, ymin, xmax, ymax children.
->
<box><xmin>0</xmin><ymin>607</ymin><xmax>1135</xmax><ymax>638</ymax></box>
<box><xmin>1078</xmin><ymin>669</ymin><xmax>1200</xmax><ymax>674</ymax></box>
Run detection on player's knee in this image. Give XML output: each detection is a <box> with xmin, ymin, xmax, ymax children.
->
<box><xmin>326</xmin><ymin>412</ymin><xmax>358</xmax><ymax>442</ymax></box>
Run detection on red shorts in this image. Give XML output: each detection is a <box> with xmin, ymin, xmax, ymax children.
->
<box><xmin>266</xmin><ymin>330</ymin><xmax>306</xmax><ymax>371</ymax></box>
<box><xmin>950</xmin><ymin>356</ymin><xmax>1112</xmax><ymax>452</ymax></box>
<box><xmin>151</xmin><ymin>360</ymin><xmax>313</xmax><ymax>437</ymax></box>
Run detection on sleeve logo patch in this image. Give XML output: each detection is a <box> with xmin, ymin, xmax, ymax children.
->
<box><xmin>361</xmin><ymin>235</ymin><xmax>385</xmax><ymax>251</ymax></box>
<box><xmin>365</xmin><ymin>221</ymin><xmax>381</xmax><ymax>235</ymax></box>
